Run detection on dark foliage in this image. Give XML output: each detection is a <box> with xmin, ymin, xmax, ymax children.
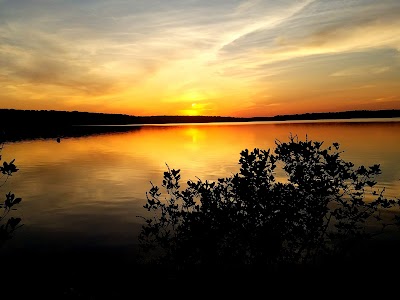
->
<box><xmin>138</xmin><ymin>135</ymin><xmax>400</xmax><ymax>268</ymax></box>
<box><xmin>0</xmin><ymin>136</ymin><xmax>22</xmax><ymax>246</ymax></box>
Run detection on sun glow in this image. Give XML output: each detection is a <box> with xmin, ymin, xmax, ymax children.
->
<box><xmin>1</xmin><ymin>1</ymin><xmax>400</xmax><ymax>116</ymax></box>
<box><xmin>180</xmin><ymin>108</ymin><xmax>200</xmax><ymax>116</ymax></box>
<box><xmin>179</xmin><ymin>102</ymin><xmax>204</xmax><ymax>116</ymax></box>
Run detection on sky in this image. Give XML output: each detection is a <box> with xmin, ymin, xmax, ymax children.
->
<box><xmin>0</xmin><ymin>0</ymin><xmax>399</xmax><ymax>117</ymax></box>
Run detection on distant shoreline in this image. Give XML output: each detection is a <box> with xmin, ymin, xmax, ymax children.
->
<box><xmin>1</xmin><ymin>108</ymin><xmax>400</xmax><ymax>126</ymax></box>
<box><xmin>128</xmin><ymin>116</ymin><xmax>400</xmax><ymax>126</ymax></box>
<box><xmin>1</xmin><ymin>108</ymin><xmax>399</xmax><ymax>142</ymax></box>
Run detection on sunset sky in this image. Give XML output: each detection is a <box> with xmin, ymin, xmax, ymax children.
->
<box><xmin>1</xmin><ymin>0</ymin><xmax>399</xmax><ymax>117</ymax></box>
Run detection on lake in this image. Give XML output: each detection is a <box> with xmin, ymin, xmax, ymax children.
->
<box><xmin>2</xmin><ymin>118</ymin><xmax>400</xmax><ymax>262</ymax></box>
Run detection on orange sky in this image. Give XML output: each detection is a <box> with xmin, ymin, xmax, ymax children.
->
<box><xmin>0</xmin><ymin>0</ymin><xmax>399</xmax><ymax>117</ymax></box>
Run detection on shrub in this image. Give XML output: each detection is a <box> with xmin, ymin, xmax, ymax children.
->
<box><xmin>0</xmin><ymin>136</ymin><xmax>22</xmax><ymax>246</ymax></box>
<box><xmin>138</xmin><ymin>135</ymin><xmax>400</xmax><ymax>267</ymax></box>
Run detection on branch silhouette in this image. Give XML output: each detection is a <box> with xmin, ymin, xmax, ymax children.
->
<box><xmin>138</xmin><ymin>134</ymin><xmax>400</xmax><ymax>270</ymax></box>
<box><xmin>0</xmin><ymin>134</ymin><xmax>23</xmax><ymax>247</ymax></box>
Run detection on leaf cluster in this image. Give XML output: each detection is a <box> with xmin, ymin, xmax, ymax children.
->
<box><xmin>0</xmin><ymin>138</ymin><xmax>22</xmax><ymax>246</ymax></box>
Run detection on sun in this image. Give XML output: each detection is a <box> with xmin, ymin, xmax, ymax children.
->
<box><xmin>176</xmin><ymin>91</ymin><xmax>208</xmax><ymax>116</ymax></box>
<box><xmin>180</xmin><ymin>103</ymin><xmax>202</xmax><ymax>116</ymax></box>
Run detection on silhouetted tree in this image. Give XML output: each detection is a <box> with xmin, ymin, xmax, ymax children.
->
<box><xmin>138</xmin><ymin>135</ymin><xmax>400</xmax><ymax>268</ymax></box>
<box><xmin>0</xmin><ymin>135</ymin><xmax>22</xmax><ymax>246</ymax></box>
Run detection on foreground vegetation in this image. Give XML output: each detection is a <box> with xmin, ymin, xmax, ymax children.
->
<box><xmin>1</xmin><ymin>134</ymin><xmax>400</xmax><ymax>296</ymax></box>
<box><xmin>138</xmin><ymin>135</ymin><xmax>400</xmax><ymax>270</ymax></box>
<box><xmin>0</xmin><ymin>137</ymin><xmax>22</xmax><ymax>246</ymax></box>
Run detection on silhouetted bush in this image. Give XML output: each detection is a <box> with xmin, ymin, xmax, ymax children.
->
<box><xmin>138</xmin><ymin>135</ymin><xmax>400</xmax><ymax>268</ymax></box>
<box><xmin>0</xmin><ymin>136</ymin><xmax>22</xmax><ymax>246</ymax></box>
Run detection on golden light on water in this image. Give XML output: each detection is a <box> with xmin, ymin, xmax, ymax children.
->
<box><xmin>3</xmin><ymin>120</ymin><xmax>399</xmax><ymax>268</ymax></box>
<box><xmin>8</xmin><ymin>122</ymin><xmax>400</xmax><ymax>210</ymax></box>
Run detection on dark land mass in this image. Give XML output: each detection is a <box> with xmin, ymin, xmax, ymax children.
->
<box><xmin>0</xmin><ymin>122</ymin><xmax>142</xmax><ymax>142</ymax></box>
<box><xmin>1</xmin><ymin>108</ymin><xmax>400</xmax><ymax>142</ymax></box>
<box><xmin>3</xmin><ymin>237</ymin><xmax>400</xmax><ymax>298</ymax></box>
<box><xmin>2</xmin><ymin>108</ymin><xmax>400</xmax><ymax>125</ymax></box>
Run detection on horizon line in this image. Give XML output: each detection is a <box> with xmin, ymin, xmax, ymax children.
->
<box><xmin>1</xmin><ymin>108</ymin><xmax>400</xmax><ymax>119</ymax></box>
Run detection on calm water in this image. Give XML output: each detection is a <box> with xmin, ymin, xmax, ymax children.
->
<box><xmin>2</xmin><ymin>119</ymin><xmax>400</xmax><ymax>256</ymax></box>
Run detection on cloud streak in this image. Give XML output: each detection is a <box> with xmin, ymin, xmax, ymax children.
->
<box><xmin>219</xmin><ymin>0</ymin><xmax>400</xmax><ymax>67</ymax></box>
<box><xmin>0</xmin><ymin>0</ymin><xmax>399</xmax><ymax>116</ymax></box>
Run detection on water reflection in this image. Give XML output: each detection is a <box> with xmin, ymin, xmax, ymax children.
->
<box><xmin>2</xmin><ymin>120</ymin><xmax>400</xmax><ymax>254</ymax></box>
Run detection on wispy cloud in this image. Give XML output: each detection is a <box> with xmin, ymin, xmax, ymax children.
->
<box><xmin>0</xmin><ymin>0</ymin><xmax>399</xmax><ymax>115</ymax></box>
<box><xmin>218</xmin><ymin>1</ymin><xmax>400</xmax><ymax>72</ymax></box>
